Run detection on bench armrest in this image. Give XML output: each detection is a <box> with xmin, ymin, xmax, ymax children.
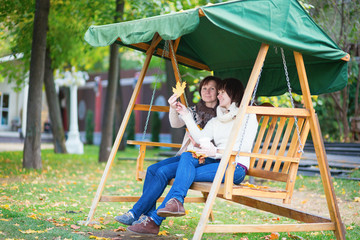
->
<box><xmin>126</xmin><ymin>140</ymin><xmax>182</xmax><ymax>181</ymax></box>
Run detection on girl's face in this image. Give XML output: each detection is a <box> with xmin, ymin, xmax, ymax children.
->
<box><xmin>200</xmin><ymin>80</ymin><xmax>218</xmax><ymax>104</ymax></box>
<box><xmin>217</xmin><ymin>89</ymin><xmax>232</xmax><ymax>109</ymax></box>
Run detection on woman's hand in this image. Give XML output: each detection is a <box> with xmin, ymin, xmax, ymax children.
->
<box><xmin>168</xmin><ymin>94</ymin><xmax>179</xmax><ymax>109</ymax></box>
<box><xmin>176</xmin><ymin>102</ymin><xmax>189</xmax><ymax>116</ymax></box>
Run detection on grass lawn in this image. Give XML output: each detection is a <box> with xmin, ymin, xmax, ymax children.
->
<box><xmin>0</xmin><ymin>145</ymin><xmax>359</xmax><ymax>240</ymax></box>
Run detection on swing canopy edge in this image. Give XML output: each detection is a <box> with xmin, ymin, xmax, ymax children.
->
<box><xmin>84</xmin><ymin>0</ymin><xmax>349</xmax><ymax>96</ymax></box>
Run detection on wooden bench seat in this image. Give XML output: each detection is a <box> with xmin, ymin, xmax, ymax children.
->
<box><xmin>127</xmin><ymin>108</ymin><xmax>310</xmax><ymax>204</ymax></box>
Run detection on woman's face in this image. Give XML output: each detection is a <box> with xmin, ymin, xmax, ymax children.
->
<box><xmin>200</xmin><ymin>80</ymin><xmax>218</xmax><ymax>104</ymax></box>
<box><xmin>217</xmin><ymin>89</ymin><xmax>232</xmax><ymax>109</ymax></box>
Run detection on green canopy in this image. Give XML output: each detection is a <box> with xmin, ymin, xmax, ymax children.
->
<box><xmin>84</xmin><ymin>0</ymin><xmax>349</xmax><ymax>96</ymax></box>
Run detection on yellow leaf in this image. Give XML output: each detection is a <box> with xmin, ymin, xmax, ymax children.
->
<box><xmin>19</xmin><ymin>229</ymin><xmax>46</xmax><ymax>234</ymax></box>
<box><xmin>172</xmin><ymin>81</ymin><xmax>186</xmax><ymax>96</ymax></box>
<box><xmin>270</xmin><ymin>232</ymin><xmax>280</xmax><ymax>239</ymax></box>
<box><xmin>114</xmin><ymin>226</ymin><xmax>126</xmax><ymax>232</ymax></box>
<box><xmin>347</xmin><ymin>226</ymin><xmax>354</xmax><ymax>230</ymax></box>
<box><xmin>158</xmin><ymin>230</ymin><xmax>169</xmax><ymax>236</ymax></box>
<box><xmin>354</xmin><ymin>197</ymin><xmax>360</xmax><ymax>202</ymax></box>
<box><xmin>301</xmin><ymin>199</ymin><xmax>308</xmax><ymax>204</ymax></box>
<box><xmin>92</xmin><ymin>224</ymin><xmax>104</xmax><ymax>229</ymax></box>
<box><xmin>1</xmin><ymin>204</ymin><xmax>10</xmax><ymax>210</ymax></box>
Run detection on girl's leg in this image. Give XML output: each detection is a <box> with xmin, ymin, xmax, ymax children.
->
<box><xmin>151</xmin><ymin>152</ymin><xmax>201</xmax><ymax>225</ymax></box>
<box><xmin>194</xmin><ymin>161</ymin><xmax>246</xmax><ymax>184</ymax></box>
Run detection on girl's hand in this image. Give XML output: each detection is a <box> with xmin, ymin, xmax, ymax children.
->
<box><xmin>189</xmin><ymin>135</ymin><xmax>200</xmax><ymax>148</ymax></box>
<box><xmin>168</xmin><ymin>94</ymin><xmax>179</xmax><ymax>109</ymax></box>
<box><xmin>196</xmin><ymin>142</ymin><xmax>217</xmax><ymax>157</ymax></box>
<box><xmin>176</xmin><ymin>102</ymin><xmax>189</xmax><ymax>116</ymax></box>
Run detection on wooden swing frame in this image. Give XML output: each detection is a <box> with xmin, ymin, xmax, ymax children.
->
<box><xmin>84</xmin><ymin>29</ymin><xmax>347</xmax><ymax>239</ymax></box>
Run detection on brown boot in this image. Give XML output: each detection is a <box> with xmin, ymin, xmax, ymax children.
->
<box><xmin>127</xmin><ymin>216</ymin><xmax>159</xmax><ymax>235</ymax></box>
<box><xmin>157</xmin><ymin>198</ymin><xmax>186</xmax><ymax>217</ymax></box>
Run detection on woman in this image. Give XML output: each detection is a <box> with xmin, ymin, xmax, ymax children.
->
<box><xmin>115</xmin><ymin>76</ymin><xmax>221</xmax><ymax>226</ymax></box>
<box><xmin>127</xmin><ymin>78</ymin><xmax>258</xmax><ymax>235</ymax></box>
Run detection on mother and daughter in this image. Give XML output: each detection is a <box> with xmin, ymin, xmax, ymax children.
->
<box><xmin>115</xmin><ymin>77</ymin><xmax>258</xmax><ymax>235</ymax></box>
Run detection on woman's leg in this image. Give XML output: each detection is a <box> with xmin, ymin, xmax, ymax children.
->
<box><xmin>130</xmin><ymin>156</ymin><xmax>180</xmax><ymax>219</ymax></box>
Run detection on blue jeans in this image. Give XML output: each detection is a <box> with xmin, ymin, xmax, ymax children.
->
<box><xmin>130</xmin><ymin>155</ymin><xmax>180</xmax><ymax>220</ymax></box>
<box><xmin>150</xmin><ymin>152</ymin><xmax>246</xmax><ymax>225</ymax></box>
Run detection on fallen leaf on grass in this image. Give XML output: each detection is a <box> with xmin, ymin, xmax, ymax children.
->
<box><xmin>260</xmin><ymin>232</ymin><xmax>279</xmax><ymax>239</ymax></box>
<box><xmin>346</xmin><ymin>226</ymin><xmax>354</xmax><ymax>230</ymax></box>
<box><xmin>168</xmin><ymin>219</ymin><xmax>174</xmax><ymax>226</ymax></box>
<box><xmin>19</xmin><ymin>229</ymin><xmax>46</xmax><ymax>234</ymax></box>
<box><xmin>92</xmin><ymin>224</ymin><xmax>104</xmax><ymax>229</ymax></box>
<box><xmin>71</xmin><ymin>224</ymin><xmax>80</xmax><ymax>230</ymax></box>
<box><xmin>288</xmin><ymin>233</ymin><xmax>304</xmax><ymax>239</ymax></box>
<box><xmin>354</xmin><ymin>197</ymin><xmax>360</xmax><ymax>202</ymax></box>
<box><xmin>158</xmin><ymin>230</ymin><xmax>169</xmax><ymax>236</ymax></box>
<box><xmin>113</xmin><ymin>226</ymin><xmax>126</xmax><ymax>232</ymax></box>
<box><xmin>0</xmin><ymin>219</ymin><xmax>9</xmax><ymax>221</ymax></box>
<box><xmin>89</xmin><ymin>236</ymin><xmax>110</xmax><ymax>240</ymax></box>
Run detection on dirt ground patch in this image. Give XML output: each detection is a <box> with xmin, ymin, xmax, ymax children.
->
<box><xmin>283</xmin><ymin>190</ymin><xmax>360</xmax><ymax>226</ymax></box>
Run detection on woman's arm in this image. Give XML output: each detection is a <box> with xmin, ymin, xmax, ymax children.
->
<box><xmin>177</xmin><ymin>103</ymin><xmax>214</xmax><ymax>143</ymax></box>
<box><xmin>168</xmin><ymin>94</ymin><xmax>185</xmax><ymax>128</ymax></box>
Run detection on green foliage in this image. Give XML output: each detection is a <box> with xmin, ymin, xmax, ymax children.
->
<box><xmin>150</xmin><ymin>111</ymin><xmax>161</xmax><ymax>145</ymax></box>
<box><xmin>85</xmin><ymin>110</ymin><xmax>94</xmax><ymax>145</ymax></box>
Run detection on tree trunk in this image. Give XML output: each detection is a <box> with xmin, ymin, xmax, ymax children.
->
<box><xmin>165</xmin><ymin>60</ymin><xmax>184</xmax><ymax>146</ymax></box>
<box><xmin>341</xmin><ymin>87</ymin><xmax>350</xmax><ymax>142</ymax></box>
<box><xmin>98</xmin><ymin>0</ymin><xmax>124</xmax><ymax>162</ymax></box>
<box><xmin>114</xmin><ymin>54</ymin><xmax>126</xmax><ymax>151</ymax></box>
<box><xmin>44</xmin><ymin>47</ymin><xmax>67</xmax><ymax>153</ymax></box>
<box><xmin>23</xmin><ymin>0</ymin><xmax>50</xmax><ymax>169</ymax></box>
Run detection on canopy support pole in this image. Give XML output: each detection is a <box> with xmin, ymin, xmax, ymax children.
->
<box><xmin>83</xmin><ymin>33</ymin><xmax>162</xmax><ymax>225</ymax></box>
<box><xmin>193</xmin><ymin>43</ymin><xmax>270</xmax><ymax>240</ymax></box>
<box><xmin>294</xmin><ymin>51</ymin><xmax>346</xmax><ymax>240</ymax></box>
<box><xmin>169</xmin><ymin>38</ymin><xmax>187</xmax><ymax>106</ymax></box>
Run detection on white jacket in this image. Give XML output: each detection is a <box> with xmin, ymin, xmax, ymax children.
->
<box><xmin>181</xmin><ymin>102</ymin><xmax>258</xmax><ymax>169</ymax></box>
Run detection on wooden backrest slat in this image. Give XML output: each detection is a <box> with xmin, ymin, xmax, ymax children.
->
<box><xmin>264</xmin><ymin>117</ymin><xmax>287</xmax><ymax>171</ymax></box>
<box><xmin>247</xmin><ymin>168</ymin><xmax>288</xmax><ymax>182</ymax></box>
<box><xmin>282</xmin><ymin>118</ymin><xmax>305</xmax><ymax>173</ymax></box>
<box><xmin>250</xmin><ymin>116</ymin><xmax>270</xmax><ymax>169</ymax></box>
<box><xmin>256</xmin><ymin>116</ymin><xmax>278</xmax><ymax>169</ymax></box>
<box><xmin>272</xmin><ymin>118</ymin><xmax>295</xmax><ymax>172</ymax></box>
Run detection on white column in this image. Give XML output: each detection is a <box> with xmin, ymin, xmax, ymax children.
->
<box><xmin>21</xmin><ymin>82</ymin><xmax>29</xmax><ymax>138</ymax></box>
<box><xmin>65</xmin><ymin>84</ymin><xmax>84</xmax><ymax>154</ymax></box>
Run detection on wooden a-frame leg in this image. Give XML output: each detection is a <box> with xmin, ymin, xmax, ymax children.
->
<box><xmin>192</xmin><ymin>43</ymin><xmax>269</xmax><ymax>240</ymax></box>
<box><xmin>201</xmin><ymin>192</ymin><xmax>214</xmax><ymax>222</ymax></box>
<box><xmin>83</xmin><ymin>34</ymin><xmax>161</xmax><ymax>225</ymax></box>
<box><xmin>294</xmin><ymin>51</ymin><xmax>346</xmax><ymax>240</ymax></box>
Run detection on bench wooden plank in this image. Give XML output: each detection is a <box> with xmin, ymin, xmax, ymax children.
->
<box><xmin>204</xmin><ymin>223</ymin><xmax>335</xmax><ymax>233</ymax></box>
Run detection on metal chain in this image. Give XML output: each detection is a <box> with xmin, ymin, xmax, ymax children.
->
<box><xmin>235</xmin><ymin>64</ymin><xmax>263</xmax><ymax>162</ymax></box>
<box><xmin>280</xmin><ymin>48</ymin><xmax>304</xmax><ymax>153</ymax></box>
<box><xmin>141</xmin><ymin>41</ymin><xmax>169</xmax><ymax>140</ymax></box>
<box><xmin>169</xmin><ymin>40</ymin><xmax>189</xmax><ymax>107</ymax></box>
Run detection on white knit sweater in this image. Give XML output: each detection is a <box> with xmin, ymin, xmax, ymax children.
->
<box><xmin>181</xmin><ymin>102</ymin><xmax>258</xmax><ymax>169</ymax></box>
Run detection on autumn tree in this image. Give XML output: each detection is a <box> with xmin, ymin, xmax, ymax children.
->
<box><xmin>99</xmin><ymin>0</ymin><xmax>125</xmax><ymax>162</ymax></box>
<box><xmin>23</xmin><ymin>0</ymin><xmax>50</xmax><ymax>169</ymax></box>
<box><xmin>308</xmin><ymin>0</ymin><xmax>360</xmax><ymax>142</ymax></box>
